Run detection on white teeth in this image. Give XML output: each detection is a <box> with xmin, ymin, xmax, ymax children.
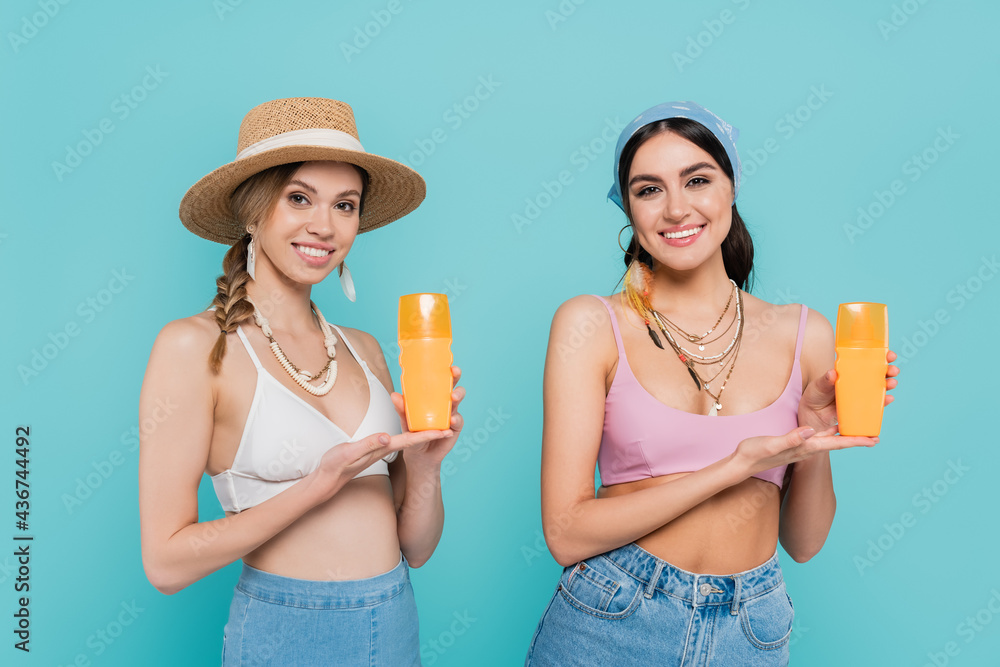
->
<box><xmin>294</xmin><ymin>244</ymin><xmax>332</xmax><ymax>258</ymax></box>
<box><xmin>662</xmin><ymin>225</ymin><xmax>704</xmax><ymax>239</ymax></box>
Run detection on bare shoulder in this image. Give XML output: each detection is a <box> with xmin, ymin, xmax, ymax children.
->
<box><xmin>547</xmin><ymin>294</ymin><xmax>618</xmax><ymax>366</ymax></box>
<box><xmin>741</xmin><ymin>292</ymin><xmax>814</xmax><ymax>337</ymax></box>
<box><xmin>334</xmin><ymin>325</ymin><xmax>383</xmax><ymax>364</ymax></box>
<box><xmin>744</xmin><ymin>295</ymin><xmax>834</xmax><ymax>386</ymax></box>
<box><xmin>550</xmin><ymin>293</ymin><xmax>615</xmax><ymax>336</ymax></box>
<box><xmin>741</xmin><ymin>291</ymin><xmax>800</xmax><ymax>320</ymax></box>
<box><xmin>741</xmin><ymin>294</ymin><xmax>832</xmax><ymax>383</ymax></box>
<box><xmin>144</xmin><ymin>311</ymin><xmax>222</xmax><ymax>394</ymax></box>
<box><xmin>334</xmin><ymin>325</ymin><xmax>395</xmax><ymax>391</ymax></box>
<box><xmin>140</xmin><ymin>311</ymin><xmax>220</xmax><ymax>439</ymax></box>
<box><xmin>798</xmin><ymin>305</ymin><xmax>835</xmax><ymax>385</ymax></box>
<box><xmin>151</xmin><ymin>310</ymin><xmax>220</xmax><ymax>357</ymax></box>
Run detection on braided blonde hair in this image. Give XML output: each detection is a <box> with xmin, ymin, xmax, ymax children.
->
<box><xmin>207</xmin><ymin>162</ymin><xmax>304</xmax><ymax>374</ymax></box>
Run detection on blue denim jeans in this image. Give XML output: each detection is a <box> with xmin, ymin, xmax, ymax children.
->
<box><xmin>525</xmin><ymin>544</ymin><xmax>794</xmax><ymax>666</ymax></box>
<box><xmin>222</xmin><ymin>554</ymin><xmax>419</xmax><ymax>666</ymax></box>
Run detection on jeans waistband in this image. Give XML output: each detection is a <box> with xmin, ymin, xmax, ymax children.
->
<box><xmin>600</xmin><ymin>544</ymin><xmax>783</xmax><ymax>613</ymax></box>
<box><xmin>236</xmin><ymin>553</ymin><xmax>408</xmax><ymax>609</ymax></box>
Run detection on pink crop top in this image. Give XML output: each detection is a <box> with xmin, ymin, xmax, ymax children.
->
<box><xmin>593</xmin><ymin>295</ymin><xmax>807</xmax><ymax>490</ymax></box>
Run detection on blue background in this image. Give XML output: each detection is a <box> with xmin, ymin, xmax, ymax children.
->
<box><xmin>3</xmin><ymin>0</ymin><xmax>998</xmax><ymax>665</ymax></box>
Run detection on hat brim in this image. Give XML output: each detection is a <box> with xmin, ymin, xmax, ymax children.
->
<box><xmin>179</xmin><ymin>145</ymin><xmax>426</xmax><ymax>244</ymax></box>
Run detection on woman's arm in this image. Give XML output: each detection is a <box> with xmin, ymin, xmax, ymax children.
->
<box><xmin>355</xmin><ymin>331</ymin><xmax>463</xmax><ymax>568</ymax></box>
<box><xmin>781</xmin><ymin>308</ymin><xmax>898</xmax><ymax>562</ymax></box>
<box><xmin>779</xmin><ymin>309</ymin><xmax>838</xmax><ymax>563</ymax></box>
<box><xmin>138</xmin><ymin>320</ymin><xmax>428</xmax><ymax>595</ymax></box>
<box><xmin>541</xmin><ymin>296</ymin><xmax>755</xmax><ymax>567</ymax></box>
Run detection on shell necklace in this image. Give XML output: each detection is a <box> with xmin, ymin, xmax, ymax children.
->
<box><xmin>247</xmin><ymin>297</ymin><xmax>338</xmax><ymax>396</ymax></box>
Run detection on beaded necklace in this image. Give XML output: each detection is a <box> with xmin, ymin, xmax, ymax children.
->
<box><xmin>246</xmin><ymin>297</ymin><xmax>339</xmax><ymax>396</ymax></box>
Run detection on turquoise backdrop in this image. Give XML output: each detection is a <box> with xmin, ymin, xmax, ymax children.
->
<box><xmin>3</xmin><ymin>0</ymin><xmax>998</xmax><ymax>665</ymax></box>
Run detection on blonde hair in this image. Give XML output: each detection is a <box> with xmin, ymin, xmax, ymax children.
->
<box><xmin>206</xmin><ymin>162</ymin><xmax>304</xmax><ymax>374</ymax></box>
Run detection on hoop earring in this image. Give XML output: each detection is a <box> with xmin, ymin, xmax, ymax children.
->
<box><xmin>246</xmin><ymin>227</ymin><xmax>257</xmax><ymax>281</ymax></box>
<box><xmin>338</xmin><ymin>262</ymin><xmax>356</xmax><ymax>302</ymax></box>
<box><xmin>617</xmin><ymin>224</ymin><xmax>632</xmax><ymax>254</ymax></box>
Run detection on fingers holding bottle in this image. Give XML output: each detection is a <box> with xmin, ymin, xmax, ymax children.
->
<box><xmin>884</xmin><ymin>349</ymin><xmax>900</xmax><ymax>406</ymax></box>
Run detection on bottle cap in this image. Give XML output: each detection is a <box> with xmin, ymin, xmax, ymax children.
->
<box><xmin>398</xmin><ymin>293</ymin><xmax>451</xmax><ymax>339</ymax></box>
<box><xmin>836</xmin><ymin>302</ymin><xmax>888</xmax><ymax>348</ymax></box>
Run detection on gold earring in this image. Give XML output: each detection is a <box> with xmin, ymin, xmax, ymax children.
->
<box><xmin>617</xmin><ymin>224</ymin><xmax>632</xmax><ymax>253</ymax></box>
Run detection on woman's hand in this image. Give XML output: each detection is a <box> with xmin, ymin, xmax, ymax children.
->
<box><xmin>314</xmin><ymin>429</ymin><xmax>447</xmax><ymax>491</ymax></box>
<box><xmin>735</xmin><ymin>425</ymin><xmax>877</xmax><ymax>478</ymax></box>
<box><xmin>797</xmin><ymin>349</ymin><xmax>900</xmax><ymax>432</ymax></box>
<box><xmin>390</xmin><ymin>365</ymin><xmax>465</xmax><ymax>469</ymax></box>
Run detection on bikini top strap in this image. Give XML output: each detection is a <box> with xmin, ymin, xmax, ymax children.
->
<box><xmin>327</xmin><ymin>323</ymin><xmax>367</xmax><ymax>368</ymax></box>
<box><xmin>235</xmin><ymin>325</ymin><xmax>264</xmax><ymax>370</ymax></box>
<box><xmin>794</xmin><ymin>304</ymin><xmax>809</xmax><ymax>362</ymax></box>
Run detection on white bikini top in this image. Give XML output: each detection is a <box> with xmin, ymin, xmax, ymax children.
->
<box><xmin>209</xmin><ymin>314</ymin><xmax>400</xmax><ymax>513</ymax></box>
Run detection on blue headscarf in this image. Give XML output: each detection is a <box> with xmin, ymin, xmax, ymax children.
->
<box><xmin>608</xmin><ymin>101</ymin><xmax>741</xmax><ymax>212</ymax></box>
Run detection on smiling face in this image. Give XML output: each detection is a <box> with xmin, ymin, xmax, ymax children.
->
<box><xmin>625</xmin><ymin>130</ymin><xmax>734</xmax><ymax>273</ymax></box>
<box><xmin>253</xmin><ymin>160</ymin><xmax>364</xmax><ymax>287</ymax></box>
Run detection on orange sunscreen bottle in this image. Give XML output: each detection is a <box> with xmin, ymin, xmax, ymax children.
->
<box><xmin>834</xmin><ymin>303</ymin><xmax>888</xmax><ymax>437</ymax></box>
<box><xmin>398</xmin><ymin>294</ymin><xmax>453</xmax><ymax>431</ymax></box>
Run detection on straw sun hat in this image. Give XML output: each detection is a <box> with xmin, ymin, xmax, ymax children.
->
<box><xmin>179</xmin><ymin>97</ymin><xmax>426</xmax><ymax>244</ymax></box>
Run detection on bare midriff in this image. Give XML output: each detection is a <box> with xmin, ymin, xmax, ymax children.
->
<box><xmin>227</xmin><ymin>476</ymin><xmax>402</xmax><ymax>580</ymax></box>
<box><xmin>597</xmin><ymin>473</ymin><xmax>781</xmax><ymax>575</ymax></box>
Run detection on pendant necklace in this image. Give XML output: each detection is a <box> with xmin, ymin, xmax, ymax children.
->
<box><xmin>645</xmin><ymin>286</ymin><xmax>744</xmax><ymax>416</ymax></box>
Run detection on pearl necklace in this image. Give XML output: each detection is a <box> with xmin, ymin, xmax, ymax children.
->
<box><xmin>247</xmin><ymin>297</ymin><xmax>338</xmax><ymax>396</ymax></box>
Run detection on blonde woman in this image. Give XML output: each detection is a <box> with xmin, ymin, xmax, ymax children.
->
<box><xmin>138</xmin><ymin>98</ymin><xmax>464</xmax><ymax>665</ymax></box>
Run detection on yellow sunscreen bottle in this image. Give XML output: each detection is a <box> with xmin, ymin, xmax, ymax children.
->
<box><xmin>398</xmin><ymin>294</ymin><xmax>453</xmax><ymax>431</ymax></box>
<box><xmin>834</xmin><ymin>303</ymin><xmax>888</xmax><ymax>437</ymax></box>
